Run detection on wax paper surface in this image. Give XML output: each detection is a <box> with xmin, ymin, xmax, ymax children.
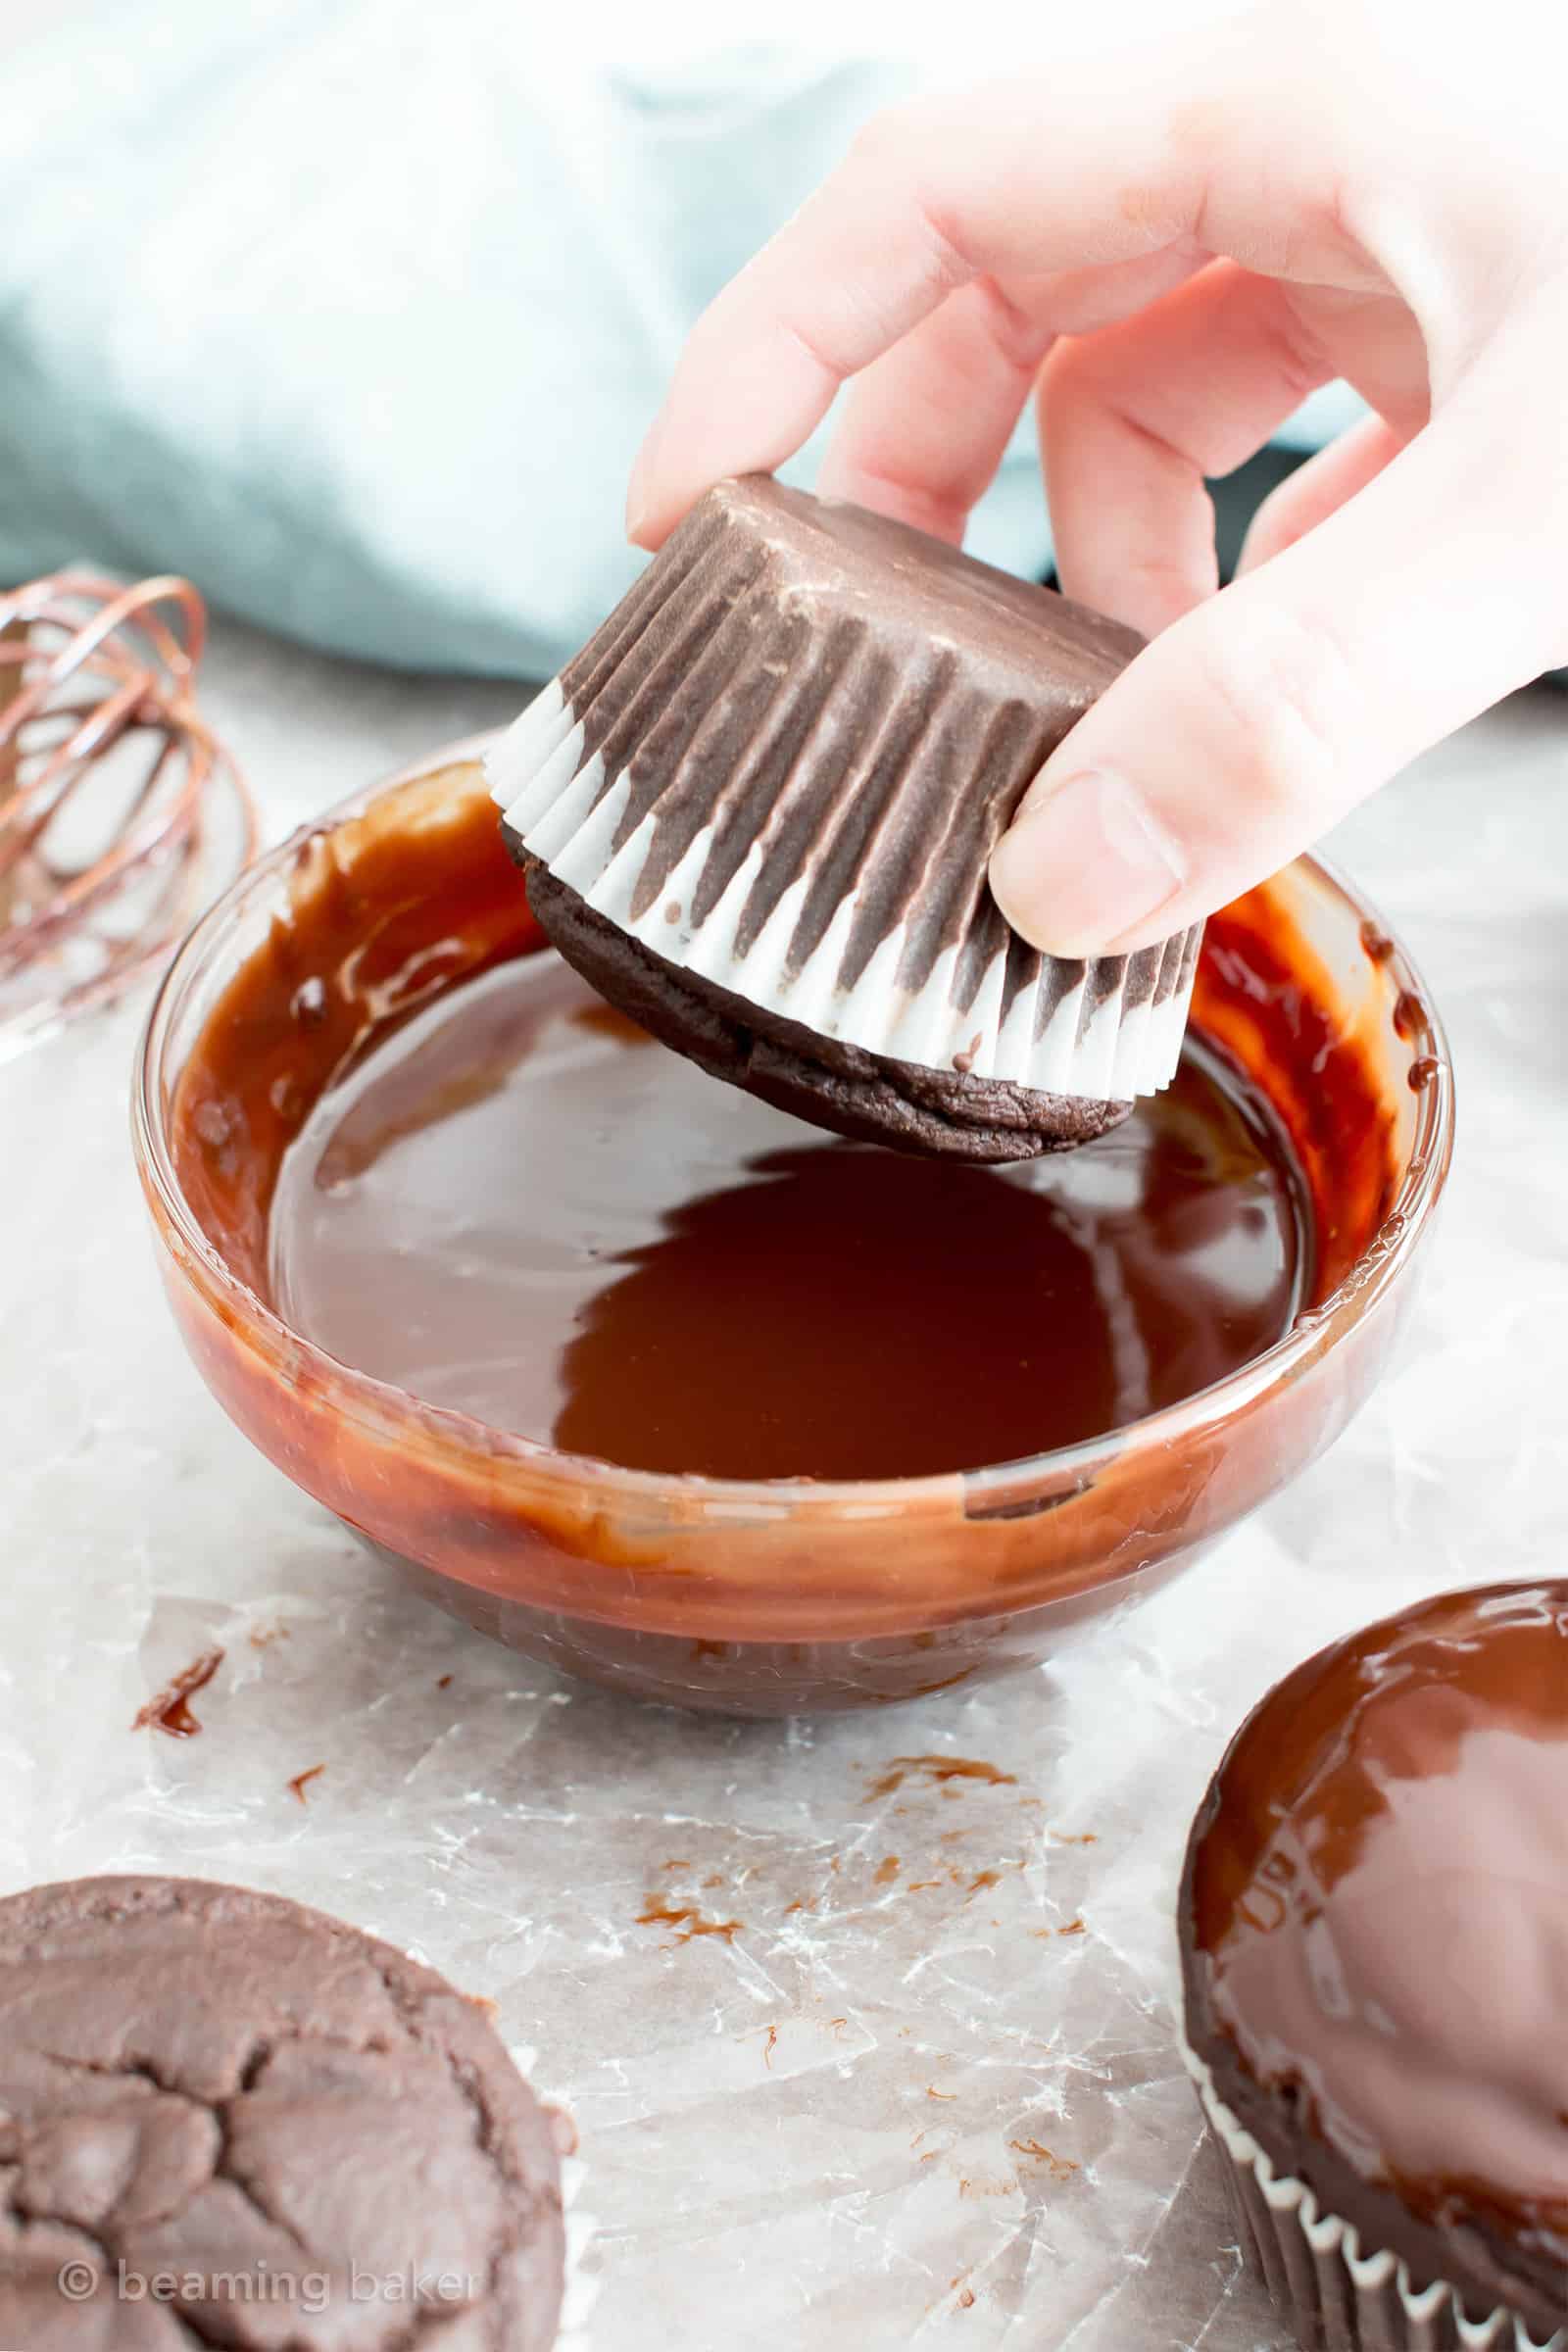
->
<box><xmin>4</xmin><ymin>619</ymin><xmax>1566</xmax><ymax>2348</ymax></box>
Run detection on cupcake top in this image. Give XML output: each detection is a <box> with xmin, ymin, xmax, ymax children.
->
<box><xmin>488</xmin><ymin>476</ymin><xmax>1202</xmax><ymax>1158</ymax></box>
<box><xmin>0</xmin><ymin>1874</ymin><xmax>564</xmax><ymax>2350</ymax></box>
<box><xmin>1181</xmin><ymin>1582</ymin><xmax>1568</xmax><ymax>2332</ymax></box>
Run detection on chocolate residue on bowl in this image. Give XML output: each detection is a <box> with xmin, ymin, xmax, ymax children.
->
<box><xmin>168</xmin><ymin>780</ymin><xmax>1394</xmax><ymax>1467</ymax></box>
<box><xmin>141</xmin><ymin>759</ymin><xmax>1428</xmax><ymax>1716</ymax></box>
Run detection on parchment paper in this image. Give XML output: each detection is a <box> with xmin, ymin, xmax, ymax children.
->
<box><xmin>4</xmin><ymin>618</ymin><xmax>1565</xmax><ymax>2349</ymax></box>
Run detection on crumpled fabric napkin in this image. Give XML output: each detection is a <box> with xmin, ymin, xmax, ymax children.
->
<box><xmin>0</xmin><ymin>1</ymin><xmax>1357</xmax><ymax>679</ymax></box>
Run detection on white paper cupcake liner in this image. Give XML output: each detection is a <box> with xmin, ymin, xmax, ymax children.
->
<box><xmin>558</xmin><ymin>2159</ymin><xmax>597</xmax><ymax>2350</ymax></box>
<box><xmin>511</xmin><ymin>2041</ymin><xmax>598</xmax><ymax>2349</ymax></box>
<box><xmin>487</xmin><ymin>676</ymin><xmax>1201</xmax><ymax>1105</ymax></box>
<box><xmin>1181</xmin><ymin>2041</ymin><xmax>1563</xmax><ymax>2352</ymax></box>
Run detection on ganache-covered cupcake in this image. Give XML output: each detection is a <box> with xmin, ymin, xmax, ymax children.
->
<box><xmin>487</xmin><ymin>474</ymin><xmax>1202</xmax><ymax>1163</ymax></box>
<box><xmin>1180</xmin><ymin>1583</ymin><xmax>1568</xmax><ymax>2352</ymax></box>
<box><xmin>0</xmin><ymin>1875</ymin><xmax>565</xmax><ymax>2350</ymax></box>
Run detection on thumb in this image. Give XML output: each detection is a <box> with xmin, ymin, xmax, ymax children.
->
<box><xmin>990</xmin><ymin>336</ymin><xmax>1568</xmax><ymax>956</ymax></box>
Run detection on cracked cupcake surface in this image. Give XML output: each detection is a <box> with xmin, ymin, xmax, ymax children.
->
<box><xmin>0</xmin><ymin>1875</ymin><xmax>564</xmax><ymax>2350</ymax></box>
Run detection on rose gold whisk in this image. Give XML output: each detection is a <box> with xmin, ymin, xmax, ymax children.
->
<box><xmin>0</xmin><ymin>570</ymin><xmax>256</xmax><ymax>1058</ymax></box>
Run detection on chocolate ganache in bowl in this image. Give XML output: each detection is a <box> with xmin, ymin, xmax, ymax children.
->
<box><xmin>132</xmin><ymin>743</ymin><xmax>1451</xmax><ymax>1715</ymax></box>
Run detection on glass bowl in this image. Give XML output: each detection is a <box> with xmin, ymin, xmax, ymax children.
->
<box><xmin>132</xmin><ymin>744</ymin><xmax>1452</xmax><ymax>1716</ymax></box>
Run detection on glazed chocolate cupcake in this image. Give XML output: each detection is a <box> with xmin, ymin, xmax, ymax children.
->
<box><xmin>0</xmin><ymin>1875</ymin><xmax>565</xmax><ymax>2350</ymax></box>
<box><xmin>487</xmin><ymin>474</ymin><xmax>1202</xmax><ymax>1163</ymax></box>
<box><xmin>1180</xmin><ymin>1584</ymin><xmax>1568</xmax><ymax>2352</ymax></box>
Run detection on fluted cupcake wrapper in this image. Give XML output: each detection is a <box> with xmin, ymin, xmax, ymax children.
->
<box><xmin>558</xmin><ymin>2150</ymin><xmax>596</xmax><ymax>2352</ymax></box>
<box><xmin>487</xmin><ymin>675</ymin><xmax>1200</xmax><ymax>1105</ymax></box>
<box><xmin>510</xmin><ymin>2043</ymin><xmax>596</xmax><ymax>2350</ymax></box>
<box><xmin>1181</xmin><ymin>2043</ymin><xmax>1563</xmax><ymax>2352</ymax></box>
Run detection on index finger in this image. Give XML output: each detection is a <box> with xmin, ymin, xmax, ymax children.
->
<box><xmin>624</xmin><ymin>35</ymin><xmax>1310</xmax><ymax>548</ymax></box>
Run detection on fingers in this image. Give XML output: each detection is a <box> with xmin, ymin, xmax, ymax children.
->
<box><xmin>1237</xmin><ymin>413</ymin><xmax>1408</xmax><ymax>570</ymax></box>
<box><xmin>814</xmin><ymin>276</ymin><xmax>1056</xmax><ymax>545</ymax></box>
<box><xmin>625</xmin><ymin>57</ymin><xmax>1244</xmax><ymax>548</ymax></box>
<box><xmin>816</xmin><ymin>246</ymin><xmax>1204</xmax><ymax>543</ymax></box>
<box><xmin>1039</xmin><ymin>262</ymin><xmax>1333</xmax><ymax>636</ymax></box>
<box><xmin>990</xmin><ymin>335</ymin><xmax>1568</xmax><ymax>955</ymax></box>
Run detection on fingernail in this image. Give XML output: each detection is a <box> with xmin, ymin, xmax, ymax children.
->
<box><xmin>988</xmin><ymin>769</ymin><xmax>1187</xmax><ymax>956</ymax></box>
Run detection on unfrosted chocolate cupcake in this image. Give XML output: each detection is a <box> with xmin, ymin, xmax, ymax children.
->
<box><xmin>0</xmin><ymin>1875</ymin><xmax>565</xmax><ymax>2350</ymax></box>
<box><xmin>1180</xmin><ymin>1583</ymin><xmax>1568</xmax><ymax>2352</ymax></box>
<box><xmin>487</xmin><ymin>475</ymin><xmax>1201</xmax><ymax>1163</ymax></box>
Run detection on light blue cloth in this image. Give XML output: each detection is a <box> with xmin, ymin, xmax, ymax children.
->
<box><xmin>0</xmin><ymin>5</ymin><xmax>1359</xmax><ymax>680</ymax></box>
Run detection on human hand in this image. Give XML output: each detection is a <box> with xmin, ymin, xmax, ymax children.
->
<box><xmin>625</xmin><ymin>6</ymin><xmax>1568</xmax><ymax>955</ymax></box>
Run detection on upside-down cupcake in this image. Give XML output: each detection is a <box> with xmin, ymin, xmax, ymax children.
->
<box><xmin>486</xmin><ymin>474</ymin><xmax>1201</xmax><ymax>1163</ymax></box>
<box><xmin>1180</xmin><ymin>1583</ymin><xmax>1568</xmax><ymax>2352</ymax></box>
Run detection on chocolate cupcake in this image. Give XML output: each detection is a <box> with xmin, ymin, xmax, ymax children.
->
<box><xmin>1179</xmin><ymin>1584</ymin><xmax>1568</xmax><ymax>2352</ymax></box>
<box><xmin>487</xmin><ymin>475</ymin><xmax>1201</xmax><ymax>1163</ymax></box>
<box><xmin>0</xmin><ymin>1875</ymin><xmax>565</xmax><ymax>2350</ymax></box>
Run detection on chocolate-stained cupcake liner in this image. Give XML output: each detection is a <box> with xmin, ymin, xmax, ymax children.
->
<box><xmin>1181</xmin><ymin>2043</ymin><xmax>1563</xmax><ymax>2352</ymax></box>
<box><xmin>485</xmin><ymin>480</ymin><xmax>1200</xmax><ymax>1109</ymax></box>
<box><xmin>488</xmin><ymin>673</ymin><xmax>1199</xmax><ymax>1105</ymax></box>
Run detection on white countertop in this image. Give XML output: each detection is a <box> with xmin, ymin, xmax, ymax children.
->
<box><xmin>5</xmin><ymin>614</ymin><xmax>1566</xmax><ymax>2350</ymax></box>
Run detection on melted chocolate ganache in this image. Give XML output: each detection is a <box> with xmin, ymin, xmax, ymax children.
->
<box><xmin>1183</xmin><ymin>1584</ymin><xmax>1568</xmax><ymax>2337</ymax></box>
<box><xmin>269</xmin><ymin>948</ymin><xmax>1309</xmax><ymax>1482</ymax></box>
